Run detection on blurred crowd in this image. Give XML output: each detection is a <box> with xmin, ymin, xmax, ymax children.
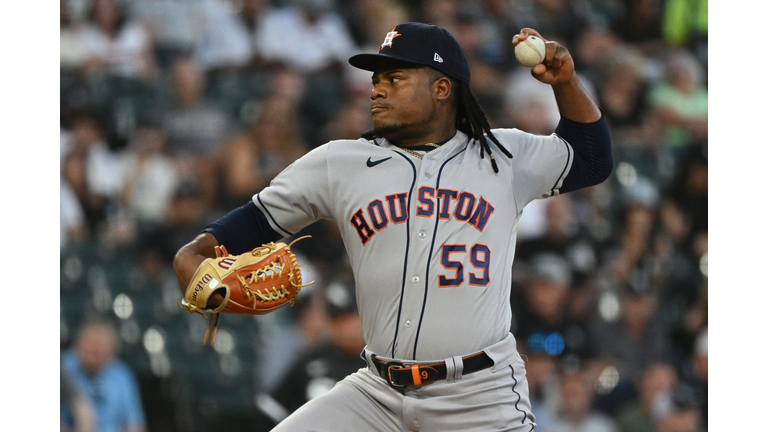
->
<box><xmin>59</xmin><ymin>0</ymin><xmax>707</xmax><ymax>431</ymax></box>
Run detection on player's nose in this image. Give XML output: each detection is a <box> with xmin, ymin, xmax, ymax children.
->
<box><xmin>370</xmin><ymin>83</ymin><xmax>386</xmax><ymax>99</ymax></box>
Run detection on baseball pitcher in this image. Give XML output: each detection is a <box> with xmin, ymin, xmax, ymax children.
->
<box><xmin>174</xmin><ymin>23</ymin><xmax>612</xmax><ymax>431</ymax></box>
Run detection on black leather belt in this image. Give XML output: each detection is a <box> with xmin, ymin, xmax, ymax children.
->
<box><xmin>372</xmin><ymin>352</ymin><xmax>494</xmax><ymax>388</ymax></box>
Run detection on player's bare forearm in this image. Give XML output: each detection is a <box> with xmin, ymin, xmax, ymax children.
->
<box><xmin>551</xmin><ymin>75</ymin><xmax>602</xmax><ymax>124</ymax></box>
<box><xmin>173</xmin><ymin>232</ymin><xmax>219</xmax><ymax>295</ymax></box>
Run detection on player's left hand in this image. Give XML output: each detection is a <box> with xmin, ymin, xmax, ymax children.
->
<box><xmin>513</xmin><ymin>28</ymin><xmax>575</xmax><ymax>86</ymax></box>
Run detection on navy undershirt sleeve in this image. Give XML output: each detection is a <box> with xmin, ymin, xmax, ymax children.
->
<box><xmin>557</xmin><ymin>114</ymin><xmax>613</xmax><ymax>194</ymax></box>
<box><xmin>202</xmin><ymin>201</ymin><xmax>283</xmax><ymax>255</ymax></box>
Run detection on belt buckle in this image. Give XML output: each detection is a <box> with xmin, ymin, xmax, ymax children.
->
<box><xmin>386</xmin><ymin>362</ymin><xmax>407</xmax><ymax>388</ymax></box>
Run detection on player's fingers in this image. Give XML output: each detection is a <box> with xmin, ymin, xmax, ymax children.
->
<box><xmin>531</xmin><ymin>63</ymin><xmax>548</xmax><ymax>75</ymax></box>
<box><xmin>520</xmin><ymin>28</ymin><xmax>544</xmax><ymax>40</ymax></box>
<box><xmin>514</xmin><ymin>28</ymin><xmax>545</xmax><ymax>45</ymax></box>
<box><xmin>543</xmin><ymin>41</ymin><xmax>560</xmax><ymax>65</ymax></box>
<box><xmin>550</xmin><ymin>49</ymin><xmax>563</xmax><ymax>69</ymax></box>
<box><xmin>553</xmin><ymin>44</ymin><xmax>575</xmax><ymax>73</ymax></box>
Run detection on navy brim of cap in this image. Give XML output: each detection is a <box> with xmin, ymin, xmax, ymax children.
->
<box><xmin>349</xmin><ymin>53</ymin><xmax>432</xmax><ymax>72</ymax></box>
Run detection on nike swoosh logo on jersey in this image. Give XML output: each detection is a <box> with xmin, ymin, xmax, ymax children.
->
<box><xmin>366</xmin><ymin>157</ymin><xmax>392</xmax><ymax>167</ymax></box>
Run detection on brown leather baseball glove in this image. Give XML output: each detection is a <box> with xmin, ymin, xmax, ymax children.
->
<box><xmin>179</xmin><ymin>236</ymin><xmax>313</xmax><ymax>344</ymax></box>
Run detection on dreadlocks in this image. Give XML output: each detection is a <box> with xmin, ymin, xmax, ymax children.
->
<box><xmin>451</xmin><ymin>79</ymin><xmax>513</xmax><ymax>173</ymax></box>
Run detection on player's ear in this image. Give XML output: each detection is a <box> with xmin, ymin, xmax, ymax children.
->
<box><xmin>433</xmin><ymin>76</ymin><xmax>452</xmax><ymax>102</ymax></box>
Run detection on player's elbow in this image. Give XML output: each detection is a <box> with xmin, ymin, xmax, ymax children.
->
<box><xmin>560</xmin><ymin>150</ymin><xmax>613</xmax><ymax>193</ymax></box>
<box><xmin>594</xmin><ymin>155</ymin><xmax>613</xmax><ymax>185</ymax></box>
<box><xmin>172</xmin><ymin>245</ymin><xmax>189</xmax><ymax>277</ymax></box>
<box><xmin>173</xmin><ymin>246</ymin><xmax>194</xmax><ymax>295</ymax></box>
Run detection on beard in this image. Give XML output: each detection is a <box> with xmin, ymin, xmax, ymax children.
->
<box><xmin>360</xmin><ymin>118</ymin><xmax>433</xmax><ymax>144</ymax></box>
<box><xmin>361</xmin><ymin>124</ymin><xmax>403</xmax><ymax>141</ymax></box>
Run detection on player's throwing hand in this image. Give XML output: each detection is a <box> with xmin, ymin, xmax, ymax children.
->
<box><xmin>513</xmin><ymin>28</ymin><xmax>575</xmax><ymax>86</ymax></box>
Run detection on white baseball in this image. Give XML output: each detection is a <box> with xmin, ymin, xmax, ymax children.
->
<box><xmin>514</xmin><ymin>35</ymin><xmax>546</xmax><ymax>67</ymax></box>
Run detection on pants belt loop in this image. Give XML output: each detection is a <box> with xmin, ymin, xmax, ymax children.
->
<box><xmin>449</xmin><ymin>355</ymin><xmax>464</xmax><ymax>382</ymax></box>
<box><xmin>445</xmin><ymin>357</ymin><xmax>456</xmax><ymax>383</ymax></box>
<box><xmin>365</xmin><ymin>350</ymin><xmax>379</xmax><ymax>373</ymax></box>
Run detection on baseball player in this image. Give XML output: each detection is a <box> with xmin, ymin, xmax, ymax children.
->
<box><xmin>174</xmin><ymin>23</ymin><xmax>612</xmax><ymax>431</ymax></box>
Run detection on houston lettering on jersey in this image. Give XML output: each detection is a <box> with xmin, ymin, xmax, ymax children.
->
<box><xmin>350</xmin><ymin>188</ymin><xmax>494</xmax><ymax>244</ymax></box>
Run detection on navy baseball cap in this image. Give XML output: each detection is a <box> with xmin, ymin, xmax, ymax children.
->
<box><xmin>349</xmin><ymin>22</ymin><xmax>470</xmax><ymax>85</ymax></box>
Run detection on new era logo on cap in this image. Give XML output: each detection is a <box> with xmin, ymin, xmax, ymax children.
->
<box><xmin>348</xmin><ymin>22</ymin><xmax>471</xmax><ymax>85</ymax></box>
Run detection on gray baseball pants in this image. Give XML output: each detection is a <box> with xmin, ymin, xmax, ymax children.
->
<box><xmin>271</xmin><ymin>333</ymin><xmax>537</xmax><ymax>432</ymax></box>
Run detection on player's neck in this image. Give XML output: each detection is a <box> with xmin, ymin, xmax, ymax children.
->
<box><xmin>391</xmin><ymin>127</ymin><xmax>457</xmax><ymax>148</ymax></box>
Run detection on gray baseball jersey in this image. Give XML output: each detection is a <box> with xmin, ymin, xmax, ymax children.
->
<box><xmin>253</xmin><ymin>129</ymin><xmax>572</xmax><ymax>361</ymax></box>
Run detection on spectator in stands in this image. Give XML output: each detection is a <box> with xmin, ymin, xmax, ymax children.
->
<box><xmin>343</xmin><ymin>0</ymin><xmax>410</xmax><ymax>95</ymax></box>
<box><xmin>686</xmin><ymin>327</ymin><xmax>707</xmax><ymax>431</ymax></box>
<box><xmin>656</xmin><ymin>391</ymin><xmax>703</xmax><ymax>432</ymax></box>
<box><xmin>666</xmin><ymin>142</ymin><xmax>707</xmax><ymax>253</ymax></box>
<box><xmin>319</xmin><ymin>92</ymin><xmax>372</xmax><ymax>143</ymax></box>
<box><xmin>253</xmin><ymin>0</ymin><xmax>358</xmax><ymax>74</ymax></box>
<box><xmin>61</xmin><ymin>319</ymin><xmax>147</xmax><ymax>432</ymax></box>
<box><xmin>126</xmin><ymin>0</ymin><xmax>211</xmax><ymax>68</ymax></box>
<box><xmin>119</xmin><ymin>123</ymin><xmax>180</xmax><ymax>227</ymax></box>
<box><xmin>192</xmin><ymin>0</ymin><xmax>260</xmax><ymax>72</ymax></box>
<box><xmin>61</xmin><ymin>175</ymin><xmax>88</xmax><ymax>250</ymax></box>
<box><xmin>589</xmin><ymin>278</ymin><xmax>671</xmax><ymax>388</ymax></box>
<box><xmin>70</xmin><ymin>113</ymin><xmax>128</xmax><ymax>202</ymax></box>
<box><xmin>61</xmin><ymin>113</ymin><xmax>125</xmax><ymax>238</ymax></box>
<box><xmin>61</xmin><ymin>125</ymin><xmax>88</xmax><ymax>249</ymax></box>
<box><xmin>413</xmin><ymin>0</ymin><xmax>461</xmax><ymax>36</ymax></box>
<box><xmin>571</xmin><ymin>26</ymin><xmax>623</xmax><ymax>87</ymax></box>
<box><xmin>614</xmin><ymin>362</ymin><xmax>679</xmax><ymax>432</ymax></box>
<box><xmin>503</xmin><ymin>62</ymin><xmax>597</xmax><ymax>134</ymax></box>
<box><xmin>515</xmin><ymin>194</ymin><xmax>597</xmax><ymax>287</ymax></box>
<box><xmin>597</xmin><ymin>45</ymin><xmax>652</xmax><ymax>146</ymax></box>
<box><xmin>610</xmin><ymin>0</ymin><xmax>666</xmax><ymax>55</ymax></box>
<box><xmin>511</xmin><ymin>251</ymin><xmax>595</xmax><ymax>363</ymax></box>
<box><xmin>160</xmin><ymin>56</ymin><xmax>236</xmax><ymax>158</ymax></box>
<box><xmin>610</xmin><ymin>176</ymin><xmax>660</xmax><ymax>288</ymax></box>
<box><xmin>61</xmin><ymin>0</ymin><xmax>88</xmax><ymax>71</ymax></box>
<box><xmin>77</xmin><ymin>0</ymin><xmax>157</xmax><ymax>82</ymax></box>
<box><xmin>517</xmin><ymin>341</ymin><xmax>561</xmax><ymax>432</ymax></box>
<box><xmin>214</xmin><ymin>91</ymin><xmax>308</xmax><ymax>209</ymax></box>
<box><xmin>61</xmin><ymin>365</ymin><xmax>96</xmax><ymax>432</ymax></box>
<box><xmin>512</xmin><ymin>253</ymin><xmax>573</xmax><ymax>340</ymax></box>
<box><xmin>548</xmin><ymin>367</ymin><xmax>619</xmax><ymax>432</ymax></box>
<box><xmin>647</xmin><ymin>49</ymin><xmax>708</xmax><ymax>150</ymax></box>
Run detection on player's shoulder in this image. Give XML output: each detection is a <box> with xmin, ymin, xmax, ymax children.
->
<box><xmin>292</xmin><ymin>138</ymin><xmax>380</xmax><ymax>166</ymax></box>
<box><xmin>326</xmin><ymin>137</ymin><xmax>379</xmax><ymax>147</ymax></box>
<box><xmin>324</xmin><ymin>137</ymin><xmax>383</xmax><ymax>155</ymax></box>
<box><xmin>490</xmin><ymin>127</ymin><xmax>535</xmax><ymax>142</ymax></box>
<box><xmin>490</xmin><ymin>127</ymin><xmax>561</xmax><ymax>149</ymax></box>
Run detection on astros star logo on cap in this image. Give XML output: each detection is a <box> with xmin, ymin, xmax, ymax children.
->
<box><xmin>381</xmin><ymin>29</ymin><xmax>401</xmax><ymax>49</ymax></box>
